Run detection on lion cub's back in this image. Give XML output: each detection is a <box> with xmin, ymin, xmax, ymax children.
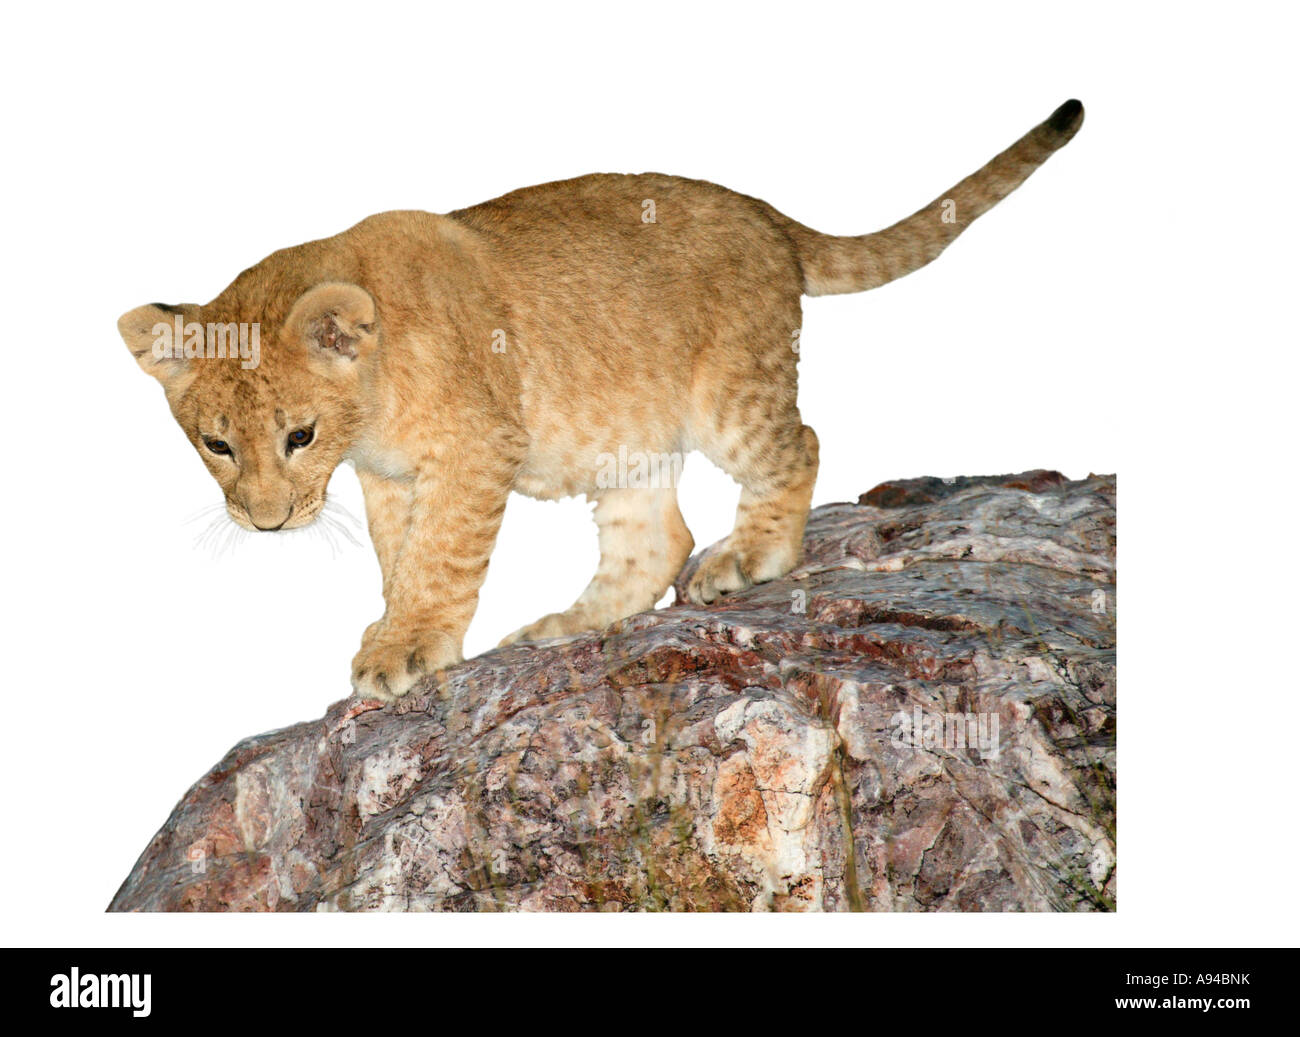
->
<box><xmin>450</xmin><ymin>175</ymin><xmax>804</xmax><ymax>498</ymax></box>
<box><xmin>451</xmin><ymin>171</ymin><xmax>800</xmax><ymax>338</ymax></box>
<box><xmin>455</xmin><ymin>173</ymin><xmax>799</xmax><ymax>394</ymax></box>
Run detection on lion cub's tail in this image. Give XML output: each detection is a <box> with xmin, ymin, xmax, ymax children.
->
<box><xmin>789</xmin><ymin>99</ymin><xmax>1084</xmax><ymax>296</ymax></box>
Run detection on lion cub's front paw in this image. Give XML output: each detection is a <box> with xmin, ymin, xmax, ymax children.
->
<box><xmin>351</xmin><ymin>624</ymin><xmax>461</xmax><ymax>702</ymax></box>
<box><xmin>498</xmin><ymin>611</ymin><xmax>584</xmax><ymax>647</ymax></box>
<box><xmin>684</xmin><ymin>549</ymin><xmax>751</xmax><ymax>604</ymax></box>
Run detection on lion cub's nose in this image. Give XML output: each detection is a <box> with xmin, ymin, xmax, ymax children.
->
<box><xmin>245</xmin><ymin>501</ymin><xmax>294</xmax><ymax>531</ymax></box>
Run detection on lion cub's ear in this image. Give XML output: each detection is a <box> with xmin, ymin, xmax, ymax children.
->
<box><xmin>116</xmin><ymin>303</ymin><xmax>194</xmax><ymax>387</ymax></box>
<box><xmin>288</xmin><ymin>283</ymin><xmax>380</xmax><ymax>368</ymax></box>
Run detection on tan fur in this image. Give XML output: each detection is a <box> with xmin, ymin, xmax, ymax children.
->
<box><xmin>117</xmin><ymin>100</ymin><xmax>1083</xmax><ymax>701</ymax></box>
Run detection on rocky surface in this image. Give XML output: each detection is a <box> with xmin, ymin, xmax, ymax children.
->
<box><xmin>109</xmin><ymin>471</ymin><xmax>1116</xmax><ymax>912</ymax></box>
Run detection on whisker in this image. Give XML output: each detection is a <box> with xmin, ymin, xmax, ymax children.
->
<box><xmin>323</xmin><ymin>498</ymin><xmax>365</xmax><ymax>531</ymax></box>
<box><xmin>312</xmin><ymin>519</ymin><xmax>344</xmax><ymax>559</ymax></box>
<box><xmin>214</xmin><ymin>522</ymin><xmax>248</xmax><ymax>560</ymax></box>
<box><xmin>193</xmin><ymin>514</ymin><xmax>227</xmax><ymax>554</ymax></box>
<box><xmin>318</xmin><ymin>511</ymin><xmax>363</xmax><ymax>548</ymax></box>
<box><xmin>189</xmin><ymin>498</ymin><xmax>365</xmax><ymax>561</ymax></box>
<box><xmin>183</xmin><ymin>502</ymin><xmax>229</xmax><ymax>526</ymax></box>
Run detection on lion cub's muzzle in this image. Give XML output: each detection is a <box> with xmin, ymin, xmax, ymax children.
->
<box><xmin>228</xmin><ymin>495</ymin><xmax>294</xmax><ymax>532</ymax></box>
<box><xmin>227</xmin><ymin>493</ymin><xmax>326</xmax><ymax>532</ymax></box>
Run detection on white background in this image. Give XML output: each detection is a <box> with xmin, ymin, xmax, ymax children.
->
<box><xmin>1</xmin><ymin>0</ymin><xmax>1295</xmax><ymax>945</ymax></box>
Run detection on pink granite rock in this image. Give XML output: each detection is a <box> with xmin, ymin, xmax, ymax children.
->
<box><xmin>110</xmin><ymin>471</ymin><xmax>1116</xmax><ymax>912</ymax></box>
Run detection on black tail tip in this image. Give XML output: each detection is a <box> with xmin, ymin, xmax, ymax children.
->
<box><xmin>1048</xmin><ymin>98</ymin><xmax>1085</xmax><ymax>134</ymax></box>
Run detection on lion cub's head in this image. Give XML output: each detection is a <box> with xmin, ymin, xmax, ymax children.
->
<box><xmin>117</xmin><ymin>282</ymin><xmax>378</xmax><ymax>531</ymax></box>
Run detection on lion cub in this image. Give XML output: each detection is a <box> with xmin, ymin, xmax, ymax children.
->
<box><xmin>117</xmin><ymin>100</ymin><xmax>1083</xmax><ymax>701</ymax></box>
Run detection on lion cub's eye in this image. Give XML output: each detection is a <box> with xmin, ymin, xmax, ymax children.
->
<box><xmin>287</xmin><ymin>427</ymin><xmax>315</xmax><ymax>452</ymax></box>
<box><xmin>204</xmin><ymin>438</ymin><xmax>232</xmax><ymax>456</ymax></box>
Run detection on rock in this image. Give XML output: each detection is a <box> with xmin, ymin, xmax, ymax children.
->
<box><xmin>109</xmin><ymin>471</ymin><xmax>1116</xmax><ymax>912</ymax></box>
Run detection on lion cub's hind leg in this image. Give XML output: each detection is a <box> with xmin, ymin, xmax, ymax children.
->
<box><xmin>500</xmin><ymin>486</ymin><xmax>694</xmax><ymax>645</ymax></box>
<box><xmin>686</xmin><ymin>421</ymin><xmax>819</xmax><ymax>605</ymax></box>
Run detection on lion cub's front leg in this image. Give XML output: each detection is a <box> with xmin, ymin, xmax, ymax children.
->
<box><xmin>352</xmin><ymin>437</ymin><xmax>519</xmax><ymax>702</ymax></box>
